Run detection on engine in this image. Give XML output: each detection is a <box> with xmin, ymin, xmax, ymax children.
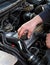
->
<box><xmin>0</xmin><ymin>0</ymin><xmax>48</xmax><ymax>32</ymax></box>
<box><xmin>0</xmin><ymin>0</ymin><xmax>50</xmax><ymax>65</ymax></box>
<box><xmin>0</xmin><ymin>0</ymin><xmax>34</xmax><ymax>32</ymax></box>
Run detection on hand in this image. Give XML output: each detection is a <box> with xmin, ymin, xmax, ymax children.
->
<box><xmin>46</xmin><ymin>33</ymin><xmax>50</xmax><ymax>48</ymax></box>
<box><xmin>18</xmin><ymin>15</ymin><xmax>43</xmax><ymax>38</ymax></box>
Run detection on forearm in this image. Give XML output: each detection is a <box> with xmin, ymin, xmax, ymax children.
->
<box><xmin>28</xmin><ymin>15</ymin><xmax>43</xmax><ymax>27</ymax></box>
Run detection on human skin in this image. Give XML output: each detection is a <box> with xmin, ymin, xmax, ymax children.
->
<box><xmin>18</xmin><ymin>15</ymin><xmax>50</xmax><ymax>48</ymax></box>
<box><xmin>18</xmin><ymin>15</ymin><xmax>43</xmax><ymax>38</ymax></box>
<box><xmin>46</xmin><ymin>34</ymin><xmax>50</xmax><ymax>48</ymax></box>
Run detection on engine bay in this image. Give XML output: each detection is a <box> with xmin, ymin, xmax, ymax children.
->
<box><xmin>0</xmin><ymin>0</ymin><xmax>50</xmax><ymax>65</ymax></box>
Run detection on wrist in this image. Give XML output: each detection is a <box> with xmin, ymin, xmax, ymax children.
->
<box><xmin>31</xmin><ymin>15</ymin><xmax>43</xmax><ymax>26</ymax></box>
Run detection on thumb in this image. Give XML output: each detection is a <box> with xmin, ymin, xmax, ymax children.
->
<box><xmin>28</xmin><ymin>31</ymin><xmax>32</xmax><ymax>39</ymax></box>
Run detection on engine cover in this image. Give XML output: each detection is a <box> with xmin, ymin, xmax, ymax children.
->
<box><xmin>0</xmin><ymin>50</ymin><xmax>18</xmax><ymax>65</ymax></box>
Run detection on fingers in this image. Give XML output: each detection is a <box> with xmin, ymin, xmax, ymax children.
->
<box><xmin>28</xmin><ymin>31</ymin><xmax>32</xmax><ymax>38</ymax></box>
<box><xmin>18</xmin><ymin>26</ymin><xmax>32</xmax><ymax>38</ymax></box>
<box><xmin>17</xmin><ymin>22</ymin><xmax>34</xmax><ymax>39</ymax></box>
<box><xmin>46</xmin><ymin>33</ymin><xmax>50</xmax><ymax>48</ymax></box>
<box><xmin>18</xmin><ymin>27</ymin><xmax>25</xmax><ymax>38</ymax></box>
<box><xmin>18</xmin><ymin>26</ymin><xmax>22</xmax><ymax>35</ymax></box>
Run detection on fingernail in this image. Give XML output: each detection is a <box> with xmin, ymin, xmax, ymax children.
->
<box><xmin>28</xmin><ymin>36</ymin><xmax>30</xmax><ymax>39</ymax></box>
